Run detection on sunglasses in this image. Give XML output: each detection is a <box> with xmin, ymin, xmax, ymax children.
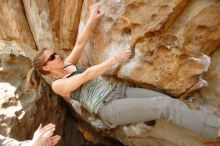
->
<box><xmin>44</xmin><ymin>52</ymin><xmax>57</xmax><ymax>65</ymax></box>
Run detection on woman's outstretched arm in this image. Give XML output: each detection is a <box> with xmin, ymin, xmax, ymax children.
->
<box><xmin>64</xmin><ymin>3</ymin><xmax>104</xmax><ymax>65</ymax></box>
<box><xmin>52</xmin><ymin>49</ymin><xmax>132</xmax><ymax>97</ymax></box>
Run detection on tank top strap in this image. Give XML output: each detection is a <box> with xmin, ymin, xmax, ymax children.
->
<box><xmin>66</xmin><ymin>65</ymin><xmax>87</xmax><ymax>78</ymax></box>
<box><xmin>75</xmin><ymin>65</ymin><xmax>86</xmax><ymax>73</ymax></box>
<box><xmin>64</xmin><ymin>64</ymin><xmax>74</xmax><ymax>68</ymax></box>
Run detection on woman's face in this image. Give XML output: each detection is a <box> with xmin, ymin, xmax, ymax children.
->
<box><xmin>42</xmin><ymin>49</ymin><xmax>64</xmax><ymax>71</ymax></box>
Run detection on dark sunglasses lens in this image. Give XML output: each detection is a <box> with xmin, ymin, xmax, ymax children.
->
<box><xmin>48</xmin><ymin>53</ymin><xmax>56</xmax><ymax>61</ymax></box>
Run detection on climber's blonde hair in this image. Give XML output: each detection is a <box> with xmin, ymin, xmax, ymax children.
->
<box><xmin>25</xmin><ymin>48</ymin><xmax>50</xmax><ymax>91</ymax></box>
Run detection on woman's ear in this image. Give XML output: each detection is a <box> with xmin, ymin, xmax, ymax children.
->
<box><xmin>42</xmin><ymin>65</ymin><xmax>50</xmax><ymax>72</ymax></box>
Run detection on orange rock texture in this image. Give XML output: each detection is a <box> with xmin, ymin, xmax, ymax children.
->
<box><xmin>1</xmin><ymin>0</ymin><xmax>220</xmax><ymax>146</ymax></box>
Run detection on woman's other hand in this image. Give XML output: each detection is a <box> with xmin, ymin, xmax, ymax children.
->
<box><xmin>114</xmin><ymin>49</ymin><xmax>132</xmax><ymax>64</ymax></box>
<box><xmin>89</xmin><ymin>3</ymin><xmax>104</xmax><ymax>22</ymax></box>
<box><xmin>31</xmin><ymin>123</ymin><xmax>56</xmax><ymax>146</ymax></box>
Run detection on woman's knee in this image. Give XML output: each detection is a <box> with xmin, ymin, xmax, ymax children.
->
<box><xmin>156</xmin><ymin>97</ymin><xmax>187</xmax><ymax>119</ymax></box>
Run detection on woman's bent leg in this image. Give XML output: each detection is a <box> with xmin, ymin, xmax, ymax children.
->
<box><xmin>98</xmin><ymin>88</ymin><xmax>220</xmax><ymax>139</ymax></box>
<box><xmin>125</xmin><ymin>87</ymin><xmax>220</xmax><ymax>139</ymax></box>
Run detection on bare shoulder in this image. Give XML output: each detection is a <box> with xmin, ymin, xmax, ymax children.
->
<box><xmin>51</xmin><ymin>79</ymin><xmax>67</xmax><ymax>96</ymax></box>
<box><xmin>51</xmin><ymin>80</ymin><xmax>60</xmax><ymax>93</ymax></box>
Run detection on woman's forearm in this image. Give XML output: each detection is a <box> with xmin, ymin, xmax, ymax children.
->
<box><xmin>76</xmin><ymin>19</ymin><xmax>94</xmax><ymax>48</ymax></box>
<box><xmin>86</xmin><ymin>57</ymin><xmax>117</xmax><ymax>78</ymax></box>
<box><xmin>65</xmin><ymin>3</ymin><xmax>104</xmax><ymax>65</ymax></box>
<box><xmin>65</xmin><ymin>19</ymin><xmax>93</xmax><ymax>65</ymax></box>
<box><xmin>86</xmin><ymin>49</ymin><xmax>132</xmax><ymax>79</ymax></box>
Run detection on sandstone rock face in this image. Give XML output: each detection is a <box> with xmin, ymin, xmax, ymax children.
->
<box><xmin>1</xmin><ymin>0</ymin><xmax>220</xmax><ymax>146</ymax></box>
<box><xmin>23</xmin><ymin>0</ymin><xmax>83</xmax><ymax>52</ymax></box>
<box><xmin>0</xmin><ymin>0</ymin><xmax>36</xmax><ymax>57</ymax></box>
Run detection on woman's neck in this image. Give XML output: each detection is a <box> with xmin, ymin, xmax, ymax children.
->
<box><xmin>51</xmin><ymin>69</ymin><xmax>68</xmax><ymax>80</ymax></box>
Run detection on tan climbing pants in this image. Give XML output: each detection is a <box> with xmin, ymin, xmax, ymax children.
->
<box><xmin>97</xmin><ymin>84</ymin><xmax>220</xmax><ymax>139</ymax></box>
